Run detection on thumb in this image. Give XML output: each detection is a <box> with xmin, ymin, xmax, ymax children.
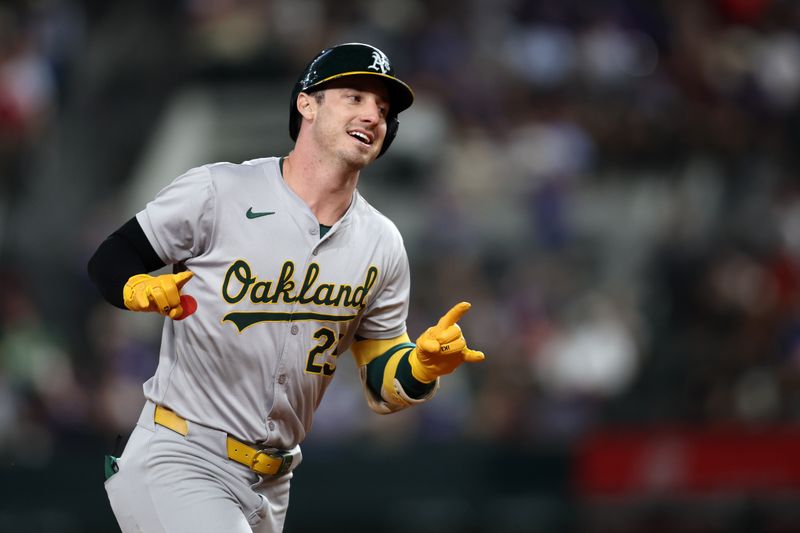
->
<box><xmin>462</xmin><ymin>348</ymin><xmax>485</xmax><ymax>363</ymax></box>
<box><xmin>173</xmin><ymin>270</ymin><xmax>194</xmax><ymax>289</ymax></box>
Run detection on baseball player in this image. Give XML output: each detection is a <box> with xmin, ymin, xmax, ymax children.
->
<box><xmin>87</xmin><ymin>42</ymin><xmax>484</xmax><ymax>533</ymax></box>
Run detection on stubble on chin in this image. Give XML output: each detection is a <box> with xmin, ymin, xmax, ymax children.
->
<box><xmin>339</xmin><ymin>142</ymin><xmax>378</xmax><ymax>170</ymax></box>
<box><xmin>316</xmin><ymin>125</ymin><xmax>379</xmax><ymax>170</ymax></box>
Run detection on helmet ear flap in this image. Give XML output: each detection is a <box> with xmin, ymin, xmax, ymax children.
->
<box><xmin>289</xmin><ymin>108</ymin><xmax>301</xmax><ymax>141</ymax></box>
<box><xmin>378</xmin><ymin>115</ymin><xmax>399</xmax><ymax>158</ymax></box>
<box><xmin>289</xmin><ymin>87</ymin><xmax>303</xmax><ymax>141</ymax></box>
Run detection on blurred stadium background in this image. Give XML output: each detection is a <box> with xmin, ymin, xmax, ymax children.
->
<box><xmin>2</xmin><ymin>0</ymin><xmax>800</xmax><ymax>531</ymax></box>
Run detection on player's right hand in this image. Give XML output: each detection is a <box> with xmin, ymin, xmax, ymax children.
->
<box><xmin>123</xmin><ymin>271</ymin><xmax>194</xmax><ymax>319</ymax></box>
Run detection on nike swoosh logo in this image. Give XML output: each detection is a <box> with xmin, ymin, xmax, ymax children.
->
<box><xmin>246</xmin><ymin>208</ymin><xmax>275</xmax><ymax>219</ymax></box>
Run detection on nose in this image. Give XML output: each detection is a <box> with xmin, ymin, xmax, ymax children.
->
<box><xmin>360</xmin><ymin>97</ymin><xmax>383</xmax><ymax>125</ymax></box>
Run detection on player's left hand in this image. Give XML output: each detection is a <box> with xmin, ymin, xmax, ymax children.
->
<box><xmin>408</xmin><ymin>302</ymin><xmax>485</xmax><ymax>383</ymax></box>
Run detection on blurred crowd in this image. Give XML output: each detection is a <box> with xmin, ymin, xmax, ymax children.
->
<box><xmin>2</xmin><ymin>0</ymin><xmax>800</xmax><ymax>467</ymax></box>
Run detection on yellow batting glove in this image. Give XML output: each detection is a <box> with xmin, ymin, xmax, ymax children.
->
<box><xmin>408</xmin><ymin>302</ymin><xmax>485</xmax><ymax>383</ymax></box>
<box><xmin>123</xmin><ymin>271</ymin><xmax>194</xmax><ymax>319</ymax></box>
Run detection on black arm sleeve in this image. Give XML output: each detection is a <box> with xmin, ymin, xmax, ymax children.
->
<box><xmin>87</xmin><ymin>216</ymin><xmax>166</xmax><ymax>309</ymax></box>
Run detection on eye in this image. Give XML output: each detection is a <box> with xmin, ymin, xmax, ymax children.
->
<box><xmin>346</xmin><ymin>93</ymin><xmax>361</xmax><ymax>103</ymax></box>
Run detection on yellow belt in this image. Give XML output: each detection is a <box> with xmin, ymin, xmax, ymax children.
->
<box><xmin>154</xmin><ymin>405</ymin><xmax>293</xmax><ymax>476</ymax></box>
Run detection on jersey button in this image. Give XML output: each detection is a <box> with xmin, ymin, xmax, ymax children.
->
<box><xmin>268</xmin><ymin>421</ymin><xmax>275</xmax><ymax>430</ymax></box>
<box><xmin>290</xmin><ymin>325</ymin><xmax>299</xmax><ymax>335</ymax></box>
<box><xmin>312</xmin><ymin>249</ymin><xmax>319</xmax><ymax>256</ymax></box>
<box><xmin>278</xmin><ymin>374</ymin><xmax>287</xmax><ymax>385</ymax></box>
<box><xmin>309</xmin><ymin>227</ymin><xmax>318</xmax><ymax>235</ymax></box>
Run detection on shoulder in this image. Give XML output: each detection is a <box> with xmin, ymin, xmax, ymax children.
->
<box><xmin>202</xmin><ymin>157</ymin><xmax>280</xmax><ymax>179</ymax></box>
<box><xmin>351</xmin><ymin>193</ymin><xmax>406</xmax><ymax>249</ymax></box>
<box><xmin>194</xmin><ymin>157</ymin><xmax>282</xmax><ymax>192</ymax></box>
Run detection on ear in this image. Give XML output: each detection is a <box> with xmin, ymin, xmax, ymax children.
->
<box><xmin>296</xmin><ymin>92</ymin><xmax>317</xmax><ymax>121</ymax></box>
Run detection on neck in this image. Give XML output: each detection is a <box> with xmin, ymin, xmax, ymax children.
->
<box><xmin>282</xmin><ymin>150</ymin><xmax>359</xmax><ymax>226</ymax></box>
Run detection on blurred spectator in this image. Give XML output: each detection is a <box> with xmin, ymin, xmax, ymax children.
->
<box><xmin>0</xmin><ymin>5</ymin><xmax>55</xmax><ymax>206</ymax></box>
<box><xmin>3</xmin><ymin>0</ymin><xmax>800</xmax><ymax>475</ymax></box>
<box><xmin>0</xmin><ymin>269</ymin><xmax>87</xmax><ymax>465</ymax></box>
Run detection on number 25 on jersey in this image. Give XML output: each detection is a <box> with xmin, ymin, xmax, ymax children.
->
<box><xmin>305</xmin><ymin>327</ymin><xmax>338</xmax><ymax>376</ymax></box>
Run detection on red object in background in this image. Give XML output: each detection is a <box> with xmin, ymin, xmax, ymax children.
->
<box><xmin>714</xmin><ymin>0</ymin><xmax>772</xmax><ymax>25</ymax></box>
<box><xmin>576</xmin><ymin>426</ymin><xmax>800</xmax><ymax>496</ymax></box>
<box><xmin>770</xmin><ymin>251</ymin><xmax>800</xmax><ymax>311</ymax></box>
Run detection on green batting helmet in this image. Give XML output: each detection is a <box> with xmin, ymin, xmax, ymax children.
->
<box><xmin>289</xmin><ymin>43</ymin><xmax>414</xmax><ymax>157</ymax></box>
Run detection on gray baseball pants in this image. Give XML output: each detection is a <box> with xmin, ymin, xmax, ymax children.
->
<box><xmin>105</xmin><ymin>401</ymin><xmax>294</xmax><ymax>532</ymax></box>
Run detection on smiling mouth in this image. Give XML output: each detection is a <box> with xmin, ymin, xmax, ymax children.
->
<box><xmin>348</xmin><ymin>131</ymin><xmax>373</xmax><ymax>146</ymax></box>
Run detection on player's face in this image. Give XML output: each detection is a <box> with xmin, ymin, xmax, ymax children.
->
<box><xmin>309</xmin><ymin>76</ymin><xmax>390</xmax><ymax>168</ymax></box>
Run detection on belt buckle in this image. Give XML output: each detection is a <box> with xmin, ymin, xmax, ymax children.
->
<box><xmin>253</xmin><ymin>448</ymin><xmax>293</xmax><ymax>476</ymax></box>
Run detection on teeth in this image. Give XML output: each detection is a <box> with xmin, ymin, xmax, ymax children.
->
<box><xmin>349</xmin><ymin>131</ymin><xmax>370</xmax><ymax>144</ymax></box>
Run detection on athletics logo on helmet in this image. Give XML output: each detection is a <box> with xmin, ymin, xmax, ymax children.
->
<box><xmin>368</xmin><ymin>50</ymin><xmax>391</xmax><ymax>74</ymax></box>
<box><xmin>288</xmin><ymin>43</ymin><xmax>414</xmax><ymax>157</ymax></box>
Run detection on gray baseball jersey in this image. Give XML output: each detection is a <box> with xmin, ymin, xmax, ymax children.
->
<box><xmin>135</xmin><ymin>156</ymin><xmax>410</xmax><ymax>449</ymax></box>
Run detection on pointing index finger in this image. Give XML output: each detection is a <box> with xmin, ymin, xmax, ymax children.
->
<box><xmin>436</xmin><ymin>302</ymin><xmax>471</xmax><ymax>330</ymax></box>
<box><xmin>173</xmin><ymin>271</ymin><xmax>194</xmax><ymax>289</ymax></box>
